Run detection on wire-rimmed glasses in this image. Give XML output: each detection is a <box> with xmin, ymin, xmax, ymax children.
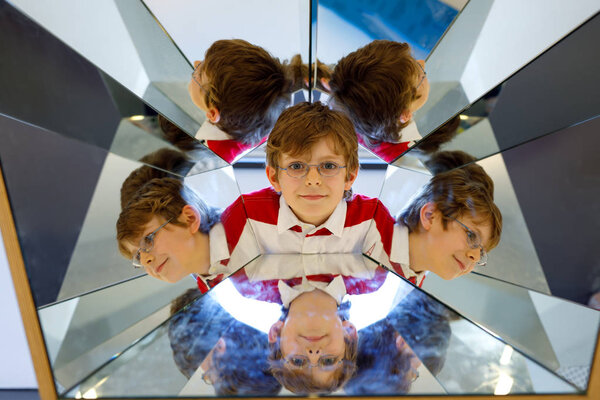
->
<box><xmin>284</xmin><ymin>355</ymin><xmax>344</xmax><ymax>371</ymax></box>
<box><xmin>451</xmin><ymin>217</ymin><xmax>488</xmax><ymax>266</ymax></box>
<box><xmin>278</xmin><ymin>161</ymin><xmax>346</xmax><ymax>179</ymax></box>
<box><xmin>132</xmin><ymin>218</ymin><xmax>173</xmax><ymax>268</ymax></box>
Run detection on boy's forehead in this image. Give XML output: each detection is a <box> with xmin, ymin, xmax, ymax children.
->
<box><xmin>280</xmin><ymin>136</ymin><xmax>345</xmax><ymax>161</ymax></box>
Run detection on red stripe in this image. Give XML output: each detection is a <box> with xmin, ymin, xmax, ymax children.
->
<box><xmin>344</xmin><ymin>194</ymin><xmax>380</xmax><ymax>227</ymax></box>
<box><xmin>240</xmin><ymin>187</ymin><xmax>280</xmax><ymax>225</ymax></box>
<box><xmin>305</xmin><ymin>227</ymin><xmax>333</xmax><ymax>237</ymax></box>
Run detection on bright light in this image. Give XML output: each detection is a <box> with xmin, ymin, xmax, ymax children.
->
<box><xmin>82</xmin><ymin>388</ymin><xmax>98</xmax><ymax>399</ymax></box>
<box><xmin>500</xmin><ymin>345</ymin><xmax>513</xmax><ymax>365</ymax></box>
<box><xmin>459</xmin><ymin>114</ymin><xmax>468</xmax><ymax>120</ymax></box>
<box><xmin>494</xmin><ymin>373</ymin><xmax>514</xmax><ymax>395</ymax></box>
<box><xmin>129</xmin><ymin>115</ymin><xmax>145</xmax><ymax>121</ymax></box>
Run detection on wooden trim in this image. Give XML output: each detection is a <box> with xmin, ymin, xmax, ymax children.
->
<box><xmin>1</xmin><ymin>163</ymin><xmax>598</xmax><ymax>399</ymax></box>
<box><xmin>0</xmin><ymin>166</ymin><xmax>56</xmax><ymax>400</ymax></box>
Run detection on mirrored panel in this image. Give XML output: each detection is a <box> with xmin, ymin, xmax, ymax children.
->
<box><xmin>414</xmin><ymin>0</ymin><xmax>599</xmax><ymax>137</ymax></box>
<box><xmin>376</xmin><ymin>116</ymin><xmax>600</xmax><ymax>384</ymax></box>
<box><xmin>10</xmin><ymin>0</ymin><xmax>206</xmax><ymax>137</ymax></box>
<box><xmin>64</xmin><ymin>254</ymin><xmax>578</xmax><ymax>397</ymax></box>
<box><xmin>0</xmin><ymin>1</ymin><xmax>227</xmax><ymax>174</ymax></box>
<box><xmin>395</xmin><ymin>10</ymin><xmax>600</xmax><ymax>167</ymax></box>
<box><xmin>315</xmin><ymin>0</ymin><xmax>462</xmax><ymax>163</ymax></box>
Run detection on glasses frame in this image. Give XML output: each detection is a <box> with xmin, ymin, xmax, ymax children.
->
<box><xmin>278</xmin><ymin>161</ymin><xmax>347</xmax><ymax>179</ymax></box>
<box><xmin>284</xmin><ymin>355</ymin><xmax>344</xmax><ymax>371</ymax></box>
<box><xmin>132</xmin><ymin>217</ymin><xmax>173</xmax><ymax>268</ymax></box>
<box><xmin>450</xmin><ymin>217</ymin><xmax>488</xmax><ymax>267</ymax></box>
<box><xmin>416</xmin><ymin>61</ymin><xmax>427</xmax><ymax>89</ymax></box>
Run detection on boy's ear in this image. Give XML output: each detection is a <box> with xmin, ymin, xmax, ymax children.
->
<box><xmin>342</xmin><ymin>320</ymin><xmax>358</xmax><ymax>340</ymax></box>
<box><xmin>344</xmin><ymin>167</ymin><xmax>359</xmax><ymax>191</ymax></box>
<box><xmin>320</xmin><ymin>77</ymin><xmax>331</xmax><ymax>91</ymax></box>
<box><xmin>268</xmin><ymin>320</ymin><xmax>284</xmax><ymax>343</ymax></box>
<box><xmin>206</xmin><ymin>107</ymin><xmax>220</xmax><ymax>123</ymax></box>
<box><xmin>266</xmin><ymin>165</ymin><xmax>282</xmax><ymax>192</ymax></box>
<box><xmin>180</xmin><ymin>205</ymin><xmax>201</xmax><ymax>234</ymax></box>
<box><xmin>399</xmin><ymin>109</ymin><xmax>413</xmax><ymax>124</ymax></box>
<box><xmin>420</xmin><ymin>202</ymin><xmax>437</xmax><ymax>231</ymax></box>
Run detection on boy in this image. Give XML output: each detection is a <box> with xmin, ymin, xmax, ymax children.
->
<box><xmin>267</xmin><ymin>280</ymin><xmax>358</xmax><ymax>394</ymax></box>
<box><xmin>189</xmin><ymin>39</ymin><xmax>294</xmax><ymax>162</ymax></box>
<box><xmin>328</xmin><ymin>40</ymin><xmax>430</xmax><ymax>162</ymax></box>
<box><xmin>116</xmin><ymin>177</ymin><xmax>257</xmax><ymax>292</ymax></box>
<box><xmin>393</xmin><ymin>162</ymin><xmax>503</xmax><ymax>282</ymax></box>
<box><xmin>220</xmin><ymin>102</ymin><xmax>405</xmax><ymax>282</ymax></box>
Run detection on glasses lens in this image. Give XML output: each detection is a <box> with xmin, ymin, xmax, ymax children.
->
<box><xmin>132</xmin><ymin>250</ymin><xmax>143</xmax><ymax>268</ymax></box>
<box><xmin>478</xmin><ymin>248</ymin><xmax>488</xmax><ymax>266</ymax></box>
<box><xmin>140</xmin><ymin>235</ymin><xmax>154</xmax><ymax>252</ymax></box>
<box><xmin>319</xmin><ymin>162</ymin><xmax>340</xmax><ymax>177</ymax></box>
<box><xmin>286</xmin><ymin>162</ymin><xmax>307</xmax><ymax>178</ymax></box>
<box><xmin>288</xmin><ymin>356</ymin><xmax>307</xmax><ymax>369</ymax></box>
<box><xmin>319</xmin><ymin>356</ymin><xmax>339</xmax><ymax>370</ymax></box>
<box><xmin>466</xmin><ymin>230</ymin><xmax>481</xmax><ymax>249</ymax></box>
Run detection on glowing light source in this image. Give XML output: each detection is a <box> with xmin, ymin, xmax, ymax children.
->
<box><xmin>459</xmin><ymin>114</ymin><xmax>468</xmax><ymax>120</ymax></box>
<box><xmin>129</xmin><ymin>115</ymin><xmax>145</xmax><ymax>121</ymax></box>
<box><xmin>82</xmin><ymin>388</ymin><xmax>98</xmax><ymax>399</ymax></box>
<box><xmin>500</xmin><ymin>345</ymin><xmax>513</xmax><ymax>365</ymax></box>
<box><xmin>494</xmin><ymin>373</ymin><xmax>514</xmax><ymax>395</ymax></box>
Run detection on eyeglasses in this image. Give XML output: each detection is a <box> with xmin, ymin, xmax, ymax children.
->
<box><xmin>278</xmin><ymin>161</ymin><xmax>346</xmax><ymax>179</ymax></box>
<box><xmin>451</xmin><ymin>217</ymin><xmax>488</xmax><ymax>266</ymax></box>
<box><xmin>284</xmin><ymin>355</ymin><xmax>343</xmax><ymax>371</ymax></box>
<box><xmin>132</xmin><ymin>218</ymin><xmax>173</xmax><ymax>268</ymax></box>
<box><xmin>415</xmin><ymin>61</ymin><xmax>427</xmax><ymax>89</ymax></box>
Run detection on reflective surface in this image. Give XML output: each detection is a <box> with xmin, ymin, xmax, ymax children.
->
<box><xmin>0</xmin><ymin>0</ymin><xmax>599</xmax><ymax>398</ymax></box>
<box><xmin>65</xmin><ymin>254</ymin><xmax>578</xmax><ymax>397</ymax></box>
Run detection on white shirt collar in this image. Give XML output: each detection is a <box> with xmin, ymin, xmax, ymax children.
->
<box><xmin>276</xmin><ymin>195</ymin><xmax>346</xmax><ymax>237</ymax></box>
<box><xmin>207</xmin><ymin>222</ymin><xmax>230</xmax><ymax>276</ymax></box>
<box><xmin>278</xmin><ymin>275</ymin><xmax>347</xmax><ymax>308</ymax></box>
<box><xmin>391</xmin><ymin>223</ymin><xmax>427</xmax><ymax>285</ymax></box>
<box><xmin>195</xmin><ymin>120</ymin><xmax>231</xmax><ymax>141</ymax></box>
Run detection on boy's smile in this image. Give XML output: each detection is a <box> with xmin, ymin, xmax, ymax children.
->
<box><xmin>267</xmin><ymin>137</ymin><xmax>358</xmax><ymax>226</ymax></box>
<box><xmin>410</xmin><ymin>206</ymin><xmax>492</xmax><ymax>280</ymax></box>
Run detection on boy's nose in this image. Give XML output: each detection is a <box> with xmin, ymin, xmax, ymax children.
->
<box><xmin>465</xmin><ymin>248</ymin><xmax>480</xmax><ymax>267</ymax></box>
<box><xmin>140</xmin><ymin>251</ymin><xmax>155</xmax><ymax>268</ymax></box>
<box><xmin>307</xmin><ymin>348</ymin><xmax>321</xmax><ymax>363</ymax></box>
<box><xmin>305</xmin><ymin>165</ymin><xmax>322</xmax><ymax>185</ymax></box>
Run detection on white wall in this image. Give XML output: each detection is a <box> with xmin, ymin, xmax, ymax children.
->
<box><xmin>0</xmin><ymin>231</ymin><xmax>37</xmax><ymax>388</ymax></box>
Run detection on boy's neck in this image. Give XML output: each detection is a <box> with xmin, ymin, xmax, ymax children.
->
<box><xmin>192</xmin><ymin>231</ymin><xmax>211</xmax><ymax>276</ymax></box>
<box><xmin>407</xmin><ymin>231</ymin><xmax>427</xmax><ymax>273</ymax></box>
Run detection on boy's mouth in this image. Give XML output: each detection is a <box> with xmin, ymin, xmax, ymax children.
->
<box><xmin>300</xmin><ymin>194</ymin><xmax>326</xmax><ymax>200</ymax></box>
<box><xmin>453</xmin><ymin>256</ymin><xmax>466</xmax><ymax>271</ymax></box>
<box><xmin>156</xmin><ymin>258</ymin><xmax>168</xmax><ymax>274</ymax></box>
<box><xmin>302</xmin><ymin>335</ymin><xmax>325</xmax><ymax>342</ymax></box>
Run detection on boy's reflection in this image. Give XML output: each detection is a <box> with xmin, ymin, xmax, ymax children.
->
<box><xmin>228</xmin><ymin>254</ymin><xmax>388</xmax><ymax>394</ymax></box>
<box><xmin>188</xmin><ymin>39</ymin><xmax>301</xmax><ymax>163</ymax></box>
<box><xmin>329</xmin><ymin>40</ymin><xmax>430</xmax><ymax>162</ymax></box>
<box><xmin>346</xmin><ymin>289</ymin><xmax>453</xmax><ymax>395</ymax></box>
<box><xmin>267</xmin><ymin>279</ymin><xmax>358</xmax><ymax>394</ymax></box>
<box><xmin>169</xmin><ymin>289</ymin><xmax>281</xmax><ymax>395</ymax></box>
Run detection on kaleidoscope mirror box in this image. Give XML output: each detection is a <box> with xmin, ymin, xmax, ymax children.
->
<box><xmin>1</xmin><ymin>0</ymin><xmax>599</xmax><ymax>399</ymax></box>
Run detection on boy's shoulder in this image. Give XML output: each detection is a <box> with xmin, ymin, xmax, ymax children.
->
<box><xmin>221</xmin><ymin>187</ymin><xmax>280</xmax><ymax>227</ymax></box>
<box><xmin>345</xmin><ymin>193</ymin><xmax>393</xmax><ymax>226</ymax></box>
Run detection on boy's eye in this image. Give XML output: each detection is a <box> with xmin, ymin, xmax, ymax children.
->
<box><xmin>466</xmin><ymin>231</ymin><xmax>480</xmax><ymax>247</ymax></box>
<box><xmin>320</xmin><ymin>356</ymin><xmax>338</xmax><ymax>366</ymax></box>
<box><xmin>288</xmin><ymin>162</ymin><xmax>306</xmax><ymax>171</ymax></box>
<box><xmin>321</xmin><ymin>162</ymin><xmax>339</xmax><ymax>170</ymax></box>
<box><xmin>289</xmin><ymin>356</ymin><xmax>307</xmax><ymax>367</ymax></box>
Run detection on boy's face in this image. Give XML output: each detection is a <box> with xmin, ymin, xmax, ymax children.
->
<box><xmin>123</xmin><ymin>210</ymin><xmax>201</xmax><ymax>283</ymax></box>
<box><xmin>269</xmin><ymin>290</ymin><xmax>356</xmax><ymax>387</ymax></box>
<box><xmin>421</xmin><ymin>206</ymin><xmax>492</xmax><ymax>280</ymax></box>
<box><xmin>189</xmin><ymin>60</ymin><xmax>209</xmax><ymax>112</ymax></box>
<box><xmin>266</xmin><ymin>137</ymin><xmax>358</xmax><ymax>226</ymax></box>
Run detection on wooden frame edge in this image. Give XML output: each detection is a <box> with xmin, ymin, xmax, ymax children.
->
<box><xmin>0</xmin><ymin>164</ymin><xmax>598</xmax><ymax>400</ymax></box>
<box><xmin>0</xmin><ymin>166</ymin><xmax>56</xmax><ymax>400</ymax></box>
